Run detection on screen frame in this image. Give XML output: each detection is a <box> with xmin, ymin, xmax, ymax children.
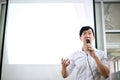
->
<box><xmin>0</xmin><ymin>0</ymin><xmax>97</xmax><ymax>79</ymax></box>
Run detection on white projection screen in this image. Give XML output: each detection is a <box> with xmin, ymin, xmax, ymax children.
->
<box><xmin>1</xmin><ymin>0</ymin><xmax>95</xmax><ymax>80</ymax></box>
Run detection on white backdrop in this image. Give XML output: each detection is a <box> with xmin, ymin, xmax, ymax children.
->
<box><xmin>4</xmin><ymin>0</ymin><xmax>94</xmax><ymax>64</ymax></box>
<box><xmin>1</xmin><ymin>0</ymin><xmax>94</xmax><ymax>80</ymax></box>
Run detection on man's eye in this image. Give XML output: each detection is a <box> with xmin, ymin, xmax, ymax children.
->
<box><xmin>83</xmin><ymin>33</ymin><xmax>86</xmax><ymax>35</ymax></box>
<box><xmin>89</xmin><ymin>33</ymin><xmax>91</xmax><ymax>34</ymax></box>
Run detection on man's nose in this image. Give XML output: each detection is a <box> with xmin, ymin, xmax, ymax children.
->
<box><xmin>86</xmin><ymin>33</ymin><xmax>90</xmax><ymax>37</ymax></box>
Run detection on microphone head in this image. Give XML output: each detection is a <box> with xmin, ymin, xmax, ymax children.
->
<box><xmin>86</xmin><ymin>39</ymin><xmax>90</xmax><ymax>44</ymax></box>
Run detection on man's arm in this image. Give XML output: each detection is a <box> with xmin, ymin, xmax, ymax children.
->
<box><xmin>93</xmin><ymin>56</ymin><xmax>110</xmax><ymax>78</ymax></box>
<box><xmin>61</xmin><ymin>66</ymin><xmax>68</xmax><ymax>78</ymax></box>
<box><xmin>61</xmin><ymin>58</ymin><xmax>70</xmax><ymax>78</ymax></box>
<box><xmin>87</xmin><ymin>44</ymin><xmax>110</xmax><ymax>78</ymax></box>
<box><xmin>89</xmin><ymin>49</ymin><xmax>110</xmax><ymax>78</ymax></box>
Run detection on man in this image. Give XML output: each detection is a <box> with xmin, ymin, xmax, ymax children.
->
<box><xmin>61</xmin><ymin>26</ymin><xmax>110</xmax><ymax>80</ymax></box>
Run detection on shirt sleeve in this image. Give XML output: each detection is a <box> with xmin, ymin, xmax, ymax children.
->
<box><xmin>100</xmin><ymin>51</ymin><xmax>109</xmax><ymax>68</ymax></box>
<box><xmin>96</xmin><ymin>50</ymin><xmax>110</xmax><ymax>74</ymax></box>
<box><xmin>67</xmin><ymin>56</ymin><xmax>76</xmax><ymax>76</ymax></box>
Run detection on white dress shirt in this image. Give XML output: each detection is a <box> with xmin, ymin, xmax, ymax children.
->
<box><xmin>67</xmin><ymin>48</ymin><xmax>109</xmax><ymax>80</ymax></box>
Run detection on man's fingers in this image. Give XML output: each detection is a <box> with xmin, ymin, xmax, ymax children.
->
<box><xmin>61</xmin><ymin>58</ymin><xmax>70</xmax><ymax>66</ymax></box>
<box><xmin>66</xmin><ymin>59</ymin><xmax>70</xmax><ymax>65</ymax></box>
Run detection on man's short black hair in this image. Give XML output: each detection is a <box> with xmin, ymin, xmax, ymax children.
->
<box><xmin>79</xmin><ymin>26</ymin><xmax>94</xmax><ymax>37</ymax></box>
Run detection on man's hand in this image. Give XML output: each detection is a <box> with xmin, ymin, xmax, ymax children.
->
<box><xmin>61</xmin><ymin>58</ymin><xmax>70</xmax><ymax>68</ymax></box>
<box><xmin>61</xmin><ymin>58</ymin><xmax>70</xmax><ymax>78</ymax></box>
<box><xmin>86</xmin><ymin>44</ymin><xmax>96</xmax><ymax>58</ymax></box>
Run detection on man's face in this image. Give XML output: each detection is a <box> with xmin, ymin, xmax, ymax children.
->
<box><xmin>80</xmin><ymin>29</ymin><xmax>94</xmax><ymax>45</ymax></box>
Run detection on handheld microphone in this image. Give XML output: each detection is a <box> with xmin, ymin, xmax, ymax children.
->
<box><xmin>86</xmin><ymin>39</ymin><xmax>90</xmax><ymax>51</ymax></box>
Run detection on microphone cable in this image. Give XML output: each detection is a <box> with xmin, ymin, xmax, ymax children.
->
<box><xmin>87</xmin><ymin>54</ymin><xmax>95</xmax><ymax>80</ymax></box>
<box><xmin>86</xmin><ymin>39</ymin><xmax>95</xmax><ymax>80</ymax></box>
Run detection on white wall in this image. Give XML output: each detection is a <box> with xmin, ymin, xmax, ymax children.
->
<box><xmin>1</xmin><ymin>64</ymin><xmax>77</xmax><ymax>80</ymax></box>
